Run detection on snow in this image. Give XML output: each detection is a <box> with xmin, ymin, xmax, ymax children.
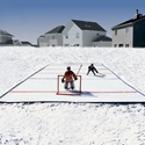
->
<box><xmin>0</xmin><ymin>46</ymin><xmax>145</xmax><ymax>144</ymax></box>
<box><xmin>0</xmin><ymin>103</ymin><xmax>145</xmax><ymax>145</ymax></box>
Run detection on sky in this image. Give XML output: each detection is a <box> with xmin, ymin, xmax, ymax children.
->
<box><xmin>0</xmin><ymin>0</ymin><xmax>145</xmax><ymax>44</ymax></box>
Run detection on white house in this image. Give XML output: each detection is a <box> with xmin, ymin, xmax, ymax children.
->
<box><xmin>63</xmin><ymin>19</ymin><xmax>111</xmax><ymax>47</ymax></box>
<box><xmin>38</xmin><ymin>25</ymin><xmax>65</xmax><ymax>47</ymax></box>
<box><xmin>0</xmin><ymin>30</ymin><xmax>13</xmax><ymax>45</ymax></box>
<box><xmin>112</xmin><ymin>10</ymin><xmax>145</xmax><ymax>48</ymax></box>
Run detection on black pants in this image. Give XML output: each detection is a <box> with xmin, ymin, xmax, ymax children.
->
<box><xmin>64</xmin><ymin>81</ymin><xmax>74</xmax><ymax>89</ymax></box>
<box><xmin>87</xmin><ymin>68</ymin><xmax>99</xmax><ymax>75</ymax></box>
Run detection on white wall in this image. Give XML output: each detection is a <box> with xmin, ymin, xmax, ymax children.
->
<box><xmin>82</xmin><ymin>31</ymin><xmax>106</xmax><ymax>46</ymax></box>
<box><xmin>63</xmin><ymin>22</ymin><xmax>83</xmax><ymax>46</ymax></box>
<box><xmin>38</xmin><ymin>34</ymin><xmax>63</xmax><ymax>47</ymax></box>
<box><xmin>112</xmin><ymin>26</ymin><xmax>133</xmax><ymax>47</ymax></box>
<box><xmin>48</xmin><ymin>34</ymin><xmax>63</xmax><ymax>46</ymax></box>
<box><xmin>92</xmin><ymin>41</ymin><xmax>112</xmax><ymax>47</ymax></box>
<box><xmin>63</xmin><ymin>21</ymin><xmax>107</xmax><ymax>47</ymax></box>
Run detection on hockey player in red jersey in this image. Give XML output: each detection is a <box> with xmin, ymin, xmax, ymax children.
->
<box><xmin>62</xmin><ymin>66</ymin><xmax>77</xmax><ymax>90</ymax></box>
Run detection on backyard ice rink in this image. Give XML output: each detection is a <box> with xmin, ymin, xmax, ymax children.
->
<box><xmin>0</xmin><ymin>63</ymin><xmax>145</xmax><ymax>103</ymax></box>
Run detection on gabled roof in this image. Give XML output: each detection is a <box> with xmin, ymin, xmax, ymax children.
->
<box><xmin>72</xmin><ymin>19</ymin><xmax>106</xmax><ymax>32</ymax></box>
<box><xmin>45</xmin><ymin>25</ymin><xmax>65</xmax><ymax>34</ymax></box>
<box><xmin>112</xmin><ymin>15</ymin><xmax>145</xmax><ymax>30</ymax></box>
<box><xmin>21</xmin><ymin>41</ymin><xmax>33</xmax><ymax>46</ymax></box>
<box><xmin>0</xmin><ymin>30</ymin><xmax>13</xmax><ymax>36</ymax></box>
<box><xmin>93</xmin><ymin>35</ymin><xmax>112</xmax><ymax>42</ymax></box>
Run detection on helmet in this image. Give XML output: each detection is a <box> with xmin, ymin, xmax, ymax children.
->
<box><xmin>67</xmin><ymin>66</ymin><xmax>71</xmax><ymax>70</ymax></box>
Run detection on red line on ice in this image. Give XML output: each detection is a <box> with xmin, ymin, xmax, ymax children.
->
<box><xmin>11</xmin><ymin>90</ymin><xmax>137</xmax><ymax>94</ymax></box>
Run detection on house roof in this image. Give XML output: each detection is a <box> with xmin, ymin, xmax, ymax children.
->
<box><xmin>93</xmin><ymin>35</ymin><xmax>112</xmax><ymax>42</ymax></box>
<box><xmin>112</xmin><ymin>14</ymin><xmax>145</xmax><ymax>30</ymax></box>
<box><xmin>21</xmin><ymin>41</ymin><xmax>33</xmax><ymax>46</ymax></box>
<box><xmin>72</xmin><ymin>19</ymin><xmax>106</xmax><ymax>32</ymax></box>
<box><xmin>45</xmin><ymin>25</ymin><xmax>65</xmax><ymax>34</ymax></box>
<box><xmin>0</xmin><ymin>30</ymin><xmax>13</xmax><ymax>36</ymax></box>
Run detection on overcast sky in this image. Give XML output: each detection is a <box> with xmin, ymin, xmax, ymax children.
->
<box><xmin>0</xmin><ymin>0</ymin><xmax>145</xmax><ymax>44</ymax></box>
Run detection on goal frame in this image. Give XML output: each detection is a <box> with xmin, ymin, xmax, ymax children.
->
<box><xmin>56</xmin><ymin>75</ymin><xmax>82</xmax><ymax>95</ymax></box>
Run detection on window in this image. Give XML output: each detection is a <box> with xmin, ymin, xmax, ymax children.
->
<box><xmin>125</xmin><ymin>44</ymin><xmax>129</xmax><ymax>47</ymax></box>
<box><xmin>119</xmin><ymin>44</ymin><xmax>123</xmax><ymax>47</ymax></box>
<box><xmin>114</xmin><ymin>44</ymin><xmax>117</xmax><ymax>47</ymax></box>
<box><xmin>73</xmin><ymin>44</ymin><xmax>80</xmax><ymax>46</ymax></box>
<box><xmin>52</xmin><ymin>36</ymin><xmax>55</xmax><ymax>39</ymax></box>
<box><xmin>125</xmin><ymin>28</ymin><xmax>129</xmax><ymax>33</ymax></box>
<box><xmin>65</xmin><ymin>34</ymin><xmax>68</xmax><ymax>39</ymax></box>
<box><xmin>76</xmin><ymin>32</ymin><xmax>80</xmax><ymax>38</ymax></box>
<box><xmin>115</xmin><ymin>30</ymin><xmax>117</xmax><ymax>35</ymax></box>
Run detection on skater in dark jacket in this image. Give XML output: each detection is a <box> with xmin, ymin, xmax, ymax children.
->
<box><xmin>87</xmin><ymin>64</ymin><xmax>99</xmax><ymax>76</ymax></box>
<box><xmin>62</xmin><ymin>66</ymin><xmax>77</xmax><ymax>90</ymax></box>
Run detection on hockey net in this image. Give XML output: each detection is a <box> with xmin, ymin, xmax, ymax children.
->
<box><xmin>57</xmin><ymin>75</ymin><xmax>82</xmax><ymax>95</ymax></box>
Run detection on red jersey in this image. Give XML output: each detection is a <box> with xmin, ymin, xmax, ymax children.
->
<box><xmin>64</xmin><ymin>70</ymin><xmax>77</xmax><ymax>82</ymax></box>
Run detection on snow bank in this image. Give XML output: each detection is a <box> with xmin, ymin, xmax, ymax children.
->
<box><xmin>0</xmin><ymin>103</ymin><xmax>145</xmax><ymax>145</ymax></box>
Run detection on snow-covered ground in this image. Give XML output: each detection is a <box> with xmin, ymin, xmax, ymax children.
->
<box><xmin>0</xmin><ymin>46</ymin><xmax>145</xmax><ymax>144</ymax></box>
<box><xmin>0</xmin><ymin>103</ymin><xmax>145</xmax><ymax>145</ymax></box>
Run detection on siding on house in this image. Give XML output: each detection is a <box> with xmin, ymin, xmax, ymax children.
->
<box><xmin>38</xmin><ymin>19</ymin><xmax>112</xmax><ymax>47</ymax></box>
<box><xmin>92</xmin><ymin>35</ymin><xmax>112</xmax><ymax>47</ymax></box>
<box><xmin>112</xmin><ymin>26</ymin><xmax>133</xmax><ymax>47</ymax></box>
<box><xmin>63</xmin><ymin>21</ymin><xmax>83</xmax><ymax>46</ymax></box>
<box><xmin>82</xmin><ymin>30</ymin><xmax>106</xmax><ymax>47</ymax></box>
<box><xmin>38</xmin><ymin>25</ymin><xmax>65</xmax><ymax>47</ymax></box>
<box><xmin>0</xmin><ymin>30</ymin><xmax>13</xmax><ymax>45</ymax></box>
<box><xmin>112</xmin><ymin>10</ymin><xmax>145</xmax><ymax>48</ymax></box>
<box><xmin>133</xmin><ymin>18</ymin><xmax>145</xmax><ymax>47</ymax></box>
<box><xmin>63</xmin><ymin>19</ymin><xmax>110</xmax><ymax>47</ymax></box>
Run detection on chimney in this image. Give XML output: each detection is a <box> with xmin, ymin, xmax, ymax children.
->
<box><xmin>136</xmin><ymin>9</ymin><xmax>139</xmax><ymax>15</ymax></box>
<box><xmin>134</xmin><ymin>9</ymin><xmax>143</xmax><ymax>19</ymax></box>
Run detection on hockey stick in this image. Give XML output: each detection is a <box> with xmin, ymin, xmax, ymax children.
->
<box><xmin>76</xmin><ymin>64</ymin><xmax>83</xmax><ymax>75</ymax></box>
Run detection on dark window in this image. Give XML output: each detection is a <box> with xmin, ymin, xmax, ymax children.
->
<box><xmin>65</xmin><ymin>34</ymin><xmax>68</xmax><ymax>39</ymax></box>
<box><xmin>115</xmin><ymin>30</ymin><xmax>117</xmax><ymax>35</ymax></box>
<box><xmin>114</xmin><ymin>44</ymin><xmax>117</xmax><ymax>47</ymax></box>
<box><xmin>76</xmin><ymin>32</ymin><xmax>79</xmax><ymax>38</ymax></box>
<box><xmin>125</xmin><ymin>44</ymin><xmax>129</xmax><ymax>47</ymax></box>
<box><xmin>52</xmin><ymin>36</ymin><xmax>55</xmax><ymax>39</ymax></box>
<box><xmin>73</xmin><ymin>44</ymin><xmax>80</xmax><ymax>46</ymax></box>
<box><xmin>125</xmin><ymin>28</ymin><xmax>129</xmax><ymax>33</ymax></box>
<box><xmin>119</xmin><ymin>44</ymin><xmax>123</xmax><ymax>47</ymax></box>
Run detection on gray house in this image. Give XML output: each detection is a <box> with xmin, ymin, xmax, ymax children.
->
<box><xmin>63</xmin><ymin>19</ymin><xmax>111</xmax><ymax>47</ymax></box>
<box><xmin>112</xmin><ymin>10</ymin><xmax>145</xmax><ymax>48</ymax></box>
<box><xmin>0</xmin><ymin>30</ymin><xmax>13</xmax><ymax>45</ymax></box>
<box><xmin>38</xmin><ymin>25</ymin><xmax>65</xmax><ymax>47</ymax></box>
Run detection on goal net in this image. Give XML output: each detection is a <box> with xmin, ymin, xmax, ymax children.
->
<box><xmin>57</xmin><ymin>75</ymin><xmax>82</xmax><ymax>95</ymax></box>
